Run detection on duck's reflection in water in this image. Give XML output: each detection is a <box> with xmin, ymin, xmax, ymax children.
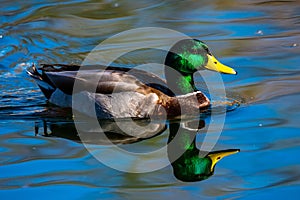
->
<box><xmin>36</xmin><ymin>118</ymin><xmax>167</xmax><ymax>144</ymax></box>
<box><xmin>35</xmin><ymin>118</ymin><xmax>239</xmax><ymax>182</ymax></box>
<box><xmin>168</xmin><ymin>120</ymin><xmax>239</xmax><ymax>182</ymax></box>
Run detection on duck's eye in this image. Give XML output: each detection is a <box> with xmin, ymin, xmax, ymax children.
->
<box><xmin>203</xmin><ymin>46</ymin><xmax>212</xmax><ymax>55</ymax></box>
<box><xmin>217</xmin><ymin>156</ymin><xmax>221</xmax><ymax>160</ymax></box>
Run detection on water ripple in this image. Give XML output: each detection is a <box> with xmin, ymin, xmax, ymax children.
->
<box><xmin>1</xmin><ymin>0</ymin><xmax>300</xmax><ymax>199</ymax></box>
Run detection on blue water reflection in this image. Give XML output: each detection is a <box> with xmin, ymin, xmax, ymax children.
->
<box><xmin>1</xmin><ymin>0</ymin><xmax>300</xmax><ymax>199</ymax></box>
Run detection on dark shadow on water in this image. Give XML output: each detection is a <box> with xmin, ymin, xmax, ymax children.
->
<box><xmin>35</xmin><ymin>118</ymin><xmax>167</xmax><ymax>144</ymax></box>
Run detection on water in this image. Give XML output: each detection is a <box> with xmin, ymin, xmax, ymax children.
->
<box><xmin>1</xmin><ymin>0</ymin><xmax>300</xmax><ymax>199</ymax></box>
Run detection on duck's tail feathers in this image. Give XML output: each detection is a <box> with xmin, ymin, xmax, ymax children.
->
<box><xmin>26</xmin><ymin>64</ymin><xmax>56</xmax><ymax>99</ymax></box>
<box><xmin>26</xmin><ymin>64</ymin><xmax>41</xmax><ymax>80</ymax></box>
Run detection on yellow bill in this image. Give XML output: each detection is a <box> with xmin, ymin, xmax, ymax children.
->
<box><xmin>207</xmin><ymin>149</ymin><xmax>240</xmax><ymax>171</ymax></box>
<box><xmin>204</xmin><ymin>54</ymin><xmax>237</xmax><ymax>75</ymax></box>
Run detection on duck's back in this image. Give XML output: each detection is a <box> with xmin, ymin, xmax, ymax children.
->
<box><xmin>28</xmin><ymin>64</ymin><xmax>172</xmax><ymax>96</ymax></box>
<box><xmin>27</xmin><ymin>64</ymin><xmax>175</xmax><ymax>119</ymax></box>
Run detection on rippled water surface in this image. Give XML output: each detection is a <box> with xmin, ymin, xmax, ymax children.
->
<box><xmin>1</xmin><ymin>0</ymin><xmax>300</xmax><ymax>199</ymax></box>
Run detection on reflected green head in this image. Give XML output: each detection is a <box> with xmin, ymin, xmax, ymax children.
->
<box><xmin>172</xmin><ymin>156</ymin><xmax>213</xmax><ymax>182</ymax></box>
<box><xmin>172</xmin><ymin>149</ymin><xmax>240</xmax><ymax>182</ymax></box>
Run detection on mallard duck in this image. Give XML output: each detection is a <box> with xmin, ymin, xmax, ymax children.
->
<box><xmin>168</xmin><ymin>121</ymin><xmax>239</xmax><ymax>182</ymax></box>
<box><xmin>27</xmin><ymin>39</ymin><xmax>236</xmax><ymax>119</ymax></box>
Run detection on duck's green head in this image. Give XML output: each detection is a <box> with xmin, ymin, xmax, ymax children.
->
<box><xmin>165</xmin><ymin>39</ymin><xmax>237</xmax><ymax>75</ymax></box>
<box><xmin>172</xmin><ymin>149</ymin><xmax>239</xmax><ymax>182</ymax></box>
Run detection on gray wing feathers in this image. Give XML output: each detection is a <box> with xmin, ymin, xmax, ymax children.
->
<box><xmin>46</xmin><ymin>69</ymin><xmax>166</xmax><ymax>95</ymax></box>
<box><xmin>73</xmin><ymin>91</ymin><xmax>161</xmax><ymax>119</ymax></box>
